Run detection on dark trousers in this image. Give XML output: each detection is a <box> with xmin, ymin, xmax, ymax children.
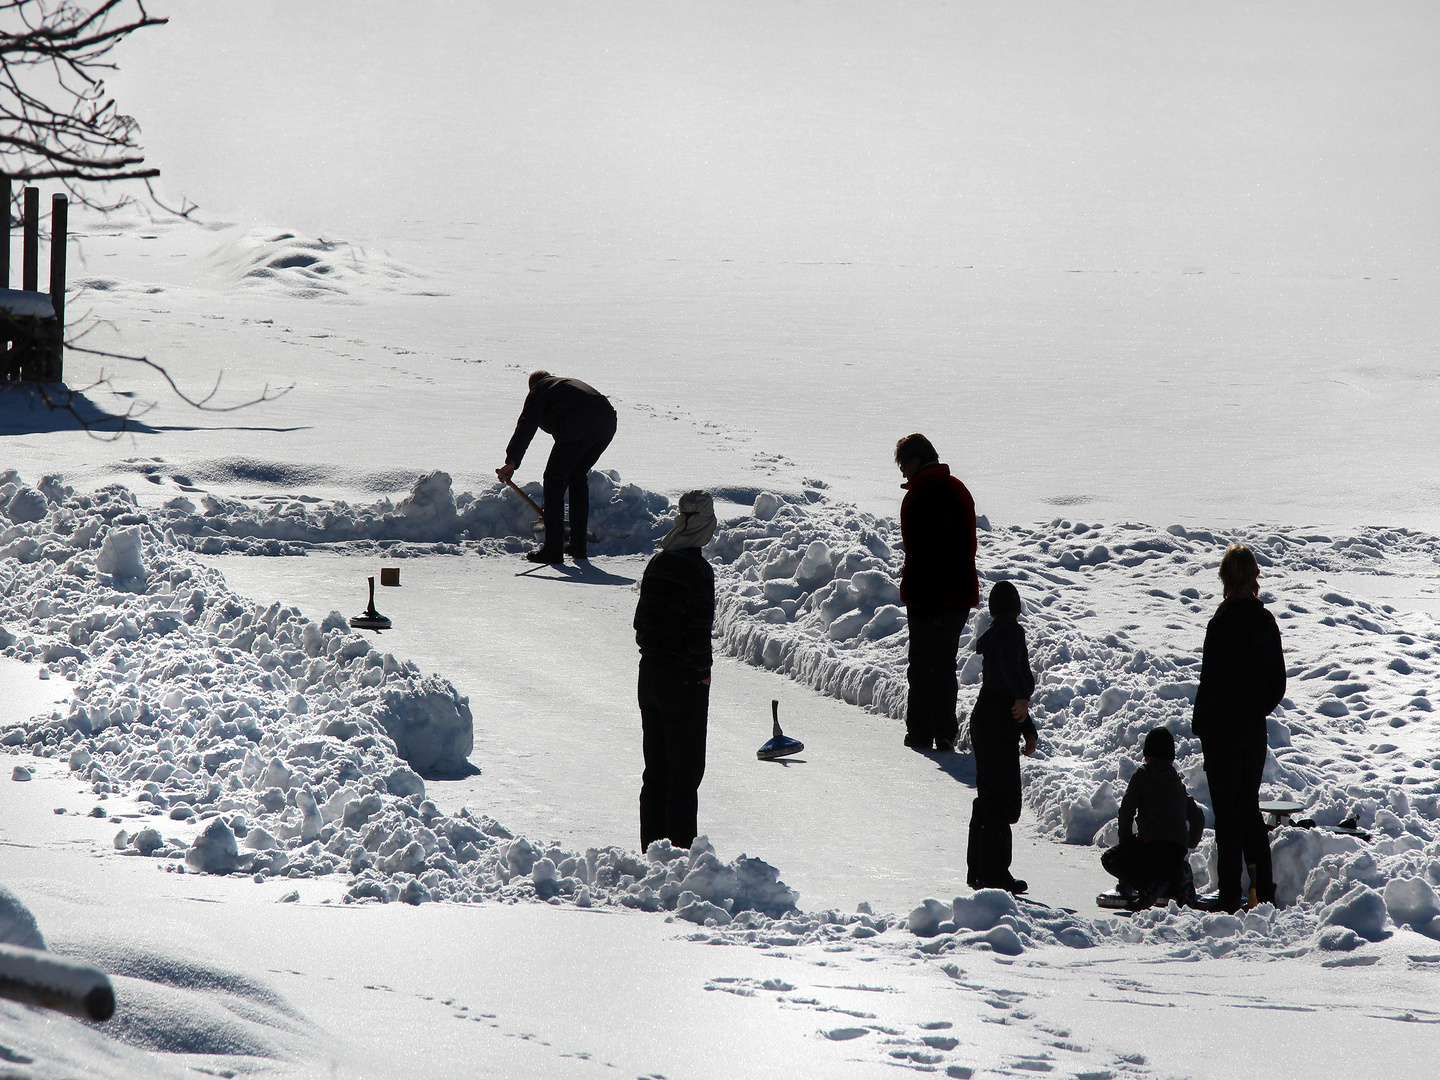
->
<box><xmin>967</xmin><ymin>705</ymin><xmax>1023</xmax><ymax>887</ymax></box>
<box><xmin>638</xmin><ymin>657</ymin><xmax>709</xmax><ymax>851</ymax></box>
<box><xmin>541</xmin><ymin>408</ymin><xmax>617</xmax><ymax>553</ymax></box>
<box><xmin>905</xmin><ymin>606</ymin><xmax>969</xmax><ymax>746</ymax></box>
<box><xmin>1102</xmin><ymin>839</ymin><xmax>1191</xmax><ymax>897</ymax></box>
<box><xmin>1204</xmin><ymin>741</ymin><xmax>1273</xmax><ymax>905</ymax></box>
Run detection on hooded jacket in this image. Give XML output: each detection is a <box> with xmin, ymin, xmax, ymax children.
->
<box><xmin>899</xmin><ymin>463</ymin><xmax>979</xmax><ymax>615</ymax></box>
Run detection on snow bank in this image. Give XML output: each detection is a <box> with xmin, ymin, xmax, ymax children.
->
<box><xmin>0</xmin><ymin>472</ymin><xmax>793</xmax><ymax>924</ymax></box>
<box><xmin>149</xmin><ymin>468</ymin><xmax>671</xmax><ymax>557</ymax></box>
<box><xmin>6</xmin><ymin>468</ymin><xmax>1440</xmax><ymax>960</ymax></box>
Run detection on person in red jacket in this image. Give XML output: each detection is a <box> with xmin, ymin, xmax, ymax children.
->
<box><xmin>895</xmin><ymin>433</ymin><xmax>980</xmax><ymax>752</ymax></box>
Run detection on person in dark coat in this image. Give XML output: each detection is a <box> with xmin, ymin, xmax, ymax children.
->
<box><xmin>1101</xmin><ymin>727</ymin><xmax>1206</xmax><ymax>908</ymax></box>
<box><xmin>634</xmin><ymin>490</ymin><xmax>717</xmax><ymax>851</ymax></box>
<box><xmin>967</xmin><ymin>580</ymin><xmax>1037</xmax><ymax>894</ymax></box>
<box><xmin>895</xmin><ymin>433</ymin><xmax>979</xmax><ymax>752</ymax></box>
<box><xmin>1192</xmin><ymin>543</ymin><xmax>1286</xmax><ymax>911</ymax></box>
<box><xmin>497</xmin><ymin>370</ymin><xmax>618</xmax><ymax>563</ymax></box>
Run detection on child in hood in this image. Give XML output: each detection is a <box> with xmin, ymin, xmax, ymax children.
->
<box><xmin>966</xmin><ymin>580</ymin><xmax>1036</xmax><ymax>894</ymax></box>
<box><xmin>1101</xmin><ymin>726</ymin><xmax>1206</xmax><ymax>909</ymax></box>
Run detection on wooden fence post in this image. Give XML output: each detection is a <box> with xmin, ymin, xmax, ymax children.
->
<box><xmin>1</xmin><ymin>175</ymin><xmax>9</xmax><ymax>289</ymax></box>
<box><xmin>22</xmin><ymin>186</ymin><xmax>37</xmax><ymax>292</ymax></box>
<box><xmin>47</xmin><ymin>193</ymin><xmax>66</xmax><ymax>381</ymax></box>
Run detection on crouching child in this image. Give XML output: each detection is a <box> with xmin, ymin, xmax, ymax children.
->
<box><xmin>1101</xmin><ymin>726</ymin><xmax>1205</xmax><ymax>909</ymax></box>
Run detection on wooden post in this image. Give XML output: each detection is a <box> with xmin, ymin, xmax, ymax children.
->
<box><xmin>22</xmin><ymin>186</ymin><xmax>38</xmax><ymax>292</ymax></box>
<box><xmin>0</xmin><ymin>175</ymin><xmax>10</xmax><ymax>289</ymax></box>
<box><xmin>47</xmin><ymin>193</ymin><xmax>66</xmax><ymax>381</ymax></box>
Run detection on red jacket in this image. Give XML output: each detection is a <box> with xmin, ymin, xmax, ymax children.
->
<box><xmin>900</xmin><ymin>463</ymin><xmax>979</xmax><ymax>614</ymax></box>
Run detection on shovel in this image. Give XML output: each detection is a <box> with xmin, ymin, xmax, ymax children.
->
<box><xmin>757</xmin><ymin>699</ymin><xmax>804</xmax><ymax>760</ymax></box>
<box><xmin>501</xmin><ymin>475</ymin><xmax>599</xmax><ymax>544</ymax></box>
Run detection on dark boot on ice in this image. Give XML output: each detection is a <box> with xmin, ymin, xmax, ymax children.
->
<box><xmin>526</xmin><ymin>547</ymin><xmax>563</xmax><ymax>564</ymax></box>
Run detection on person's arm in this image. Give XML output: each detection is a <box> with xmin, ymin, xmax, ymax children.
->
<box><xmin>1186</xmin><ymin>796</ymin><xmax>1205</xmax><ymax>849</ymax></box>
<box><xmin>1191</xmin><ymin>620</ymin><xmax>1218</xmax><ymax>739</ymax></box>
<box><xmin>1262</xmin><ymin>615</ymin><xmax>1286</xmax><ymax>715</ymax></box>
<box><xmin>686</xmin><ymin>558</ymin><xmax>715</xmax><ymax>684</ymax></box>
<box><xmin>500</xmin><ymin>387</ymin><xmax>545</xmax><ymax>476</ymax></box>
<box><xmin>1117</xmin><ymin>778</ymin><xmax>1138</xmax><ymax>844</ymax></box>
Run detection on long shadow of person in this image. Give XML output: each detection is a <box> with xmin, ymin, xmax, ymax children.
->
<box><xmin>925</xmin><ymin>748</ymin><xmax>978</xmax><ymax>787</ymax></box>
<box><xmin>516</xmin><ymin>561</ymin><xmax>636</xmax><ymax>586</ymax></box>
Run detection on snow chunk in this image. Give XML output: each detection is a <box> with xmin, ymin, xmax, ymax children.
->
<box><xmin>96</xmin><ymin>525</ymin><xmax>145</xmax><ymax>584</ymax></box>
<box><xmin>375</xmin><ymin>676</ymin><xmax>474</xmax><ymax>777</ymax></box>
<box><xmin>1320</xmin><ymin>884</ymin><xmax>1389</xmax><ymax>942</ymax></box>
<box><xmin>951</xmin><ymin>890</ymin><xmax>1020</xmax><ymax>931</ymax></box>
<box><xmin>0</xmin><ymin>887</ymin><xmax>45</xmax><ymax>949</ymax></box>
<box><xmin>1384</xmin><ymin>877</ymin><xmax>1440</xmax><ymax>929</ymax></box>
<box><xmin>185</xmin><ymin>818</ymin><xmax>247</xmax><ymax>875</ymax></box>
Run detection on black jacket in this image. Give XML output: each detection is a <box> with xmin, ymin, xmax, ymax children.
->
<box><xmin>973</xmin><ymin>616</ymin><xmax>1038</xmax><ymax>744</ymax></box>
<box><xmin>634</xmin><ymin>548</ymin><xmax>715</xmax><ymax>678</ymax></box>
<box><xmin>505</xmin><ymin>376</ymin><xmax>615</xmax><ymax>467</ymax></box>
<box><xmin>1192</xmin><ymin>596</ymin><xmax>1285</xmax><ymax>748</ymax></box>
<box><xmin>1118</xmin><ymin>762</ymin><xmax>1206</xmax><ymax>847</ymax></box>
<box><xmin>899</xmin><ymin>463</ymin><xmax>979</xmax><ymax>615</ymax></box>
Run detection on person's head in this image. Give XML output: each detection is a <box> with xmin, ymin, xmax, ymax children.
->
<box><xmin>1142</xmin><ymin>726</ymin><xmax>1176</xmax><ymax>764</ymax></box>
<box><xmin>988</xmin><ymin>579</ymin><xmax>1022</xmax><ymax>619</ymax></box>
<box><xmin>528</xmin><ymin>369</ymin><xmax>552</xmax><ymax>390</ymax></box>
<box><xmin>894</xmin><ymin>433</ymin><xmax>939</xmax><ymax>480</ymax></box>
<box><xmin>660</xmin><ymin>490</ymin><xmax>717</xmax><ymax>551</ymax></box>
<box><xmin>1218</xmin><ymin>543</ymin><xmax>1260</xmax><ymax>601</ymax></box>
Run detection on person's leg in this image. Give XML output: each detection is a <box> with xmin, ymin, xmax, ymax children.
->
<box><xmin>970</xmin><ymin>721</ymin><xmax>1021</xmax><ymax>888</ymax></box>
<box><xmin>637</xmin><ymin>658</ymin><xmax>669</xmax><ymax>850</ymax></box>
<box><xmin>1238</xmin><ymin>742</ymin><xmax>1275</xmax><ymax>903</ymax></box>
<box><xmin>564</xmin><ymin>416</ymin><xmax>616</xmax><ymax>555</ymax></box>
<box><xmin>662</xmin><ymin>679</ymin><xmax>709</xmax><ymax>848</ymax></box>
<box><xmin>906</xmin><ymin>610</ymin><xmax>950</xmax><ymax>747</ymax></box>
<box><xmin>542</xmin><ymin>440</ymin><xmax>587</xmax><ymax>555</ymax></box>
<box><xmin>934</xmin><ymin>607</ymin><xmax>968</xmax><ymax>747</ymax></box>
<box><xmin>1205</xmin><ymin>752</ymin><xmax>1243</xmax><ymax>907</ymax></box>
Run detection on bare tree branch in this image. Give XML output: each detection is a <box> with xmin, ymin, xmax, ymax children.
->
<box><xmin>1</xmin><ymin>1</ymin><xmax>169</xmax><ymax>213</ymax></box>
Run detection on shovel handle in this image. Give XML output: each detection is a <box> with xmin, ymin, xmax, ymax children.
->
<box><xmin>503</xmin><ymin>476</ymin><xmax>545</xmax><ymax>519</ymax></box>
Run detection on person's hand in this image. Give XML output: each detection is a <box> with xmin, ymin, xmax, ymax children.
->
<box><xmin>1011</xmin><ymin>699</ymin><xmax>1029</xmax><ymax>721</ymax></box>
<box><xmin>496</xmin><ymin>463</ymin><xmax>516</xmax><ymax>484</ymax></box>
<box><xmin>700</xmin><ymin>677</ymin><xmax>711</xmax><ymax>686</ymax></box>
<box><xmin>1022</xmin><ymin>737</ymin><xmax>1037</xmax><ymax>757</ymax></box>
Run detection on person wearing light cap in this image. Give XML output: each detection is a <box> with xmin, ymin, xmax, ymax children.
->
<box><xmin>633</xmin><ymin>490</ymin><xmax>717</xmax><ymax>851</ymax></box>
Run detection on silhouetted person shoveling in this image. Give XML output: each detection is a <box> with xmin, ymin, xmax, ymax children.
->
<box><xmin>497</xmin><ymin>370</ymin><xmax>618</xmax><ymax>563</ymax></box>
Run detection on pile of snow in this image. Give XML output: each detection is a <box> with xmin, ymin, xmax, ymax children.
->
<box><xmin>0</xmin><ymin>471</ymin><xmax>794</xmax><ymax>923</ymax></box>
<box><xmin>150</xmin><ymin>469</ymin><xmax>671</xmax><ymax>557</ymax></box>
<box><xmin>204</xmin><ymin>229</ymin><xmax>426</xmax><ymax>300</ymax></box>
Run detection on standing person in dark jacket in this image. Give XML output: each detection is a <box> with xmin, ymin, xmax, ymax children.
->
<box><xmin>1192</xmin><ymin>543</ymin><xmax>1286</xmax><ymax>911</ymax></box>
<box><xmin>967</xmin><ymin>580</ymin><xmax>1037</xmax><ymax>894</ymax></box>
<box><xmin>497</xmin><ymin>370</ymin><xmax>618</xmax><ymax>563</ymax></box>
<box><xmin>634</xmin><ymin>490</ymin><xmax>717</xmax><ymax>851</ymax></box>
<box><xmin>895</xmin><ymin>433</ymin><xmax>979</xmax><ymax>752</ymax></box>
<box><xmin>1101</xmin><ymin>727</ymin><xmax>1206</xmax><ymax>908</ymax></box>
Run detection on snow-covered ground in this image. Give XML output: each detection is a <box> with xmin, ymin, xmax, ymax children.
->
<box><xmin>2</xmin><ymin>2</ymin><xmax>1438</xmax><ymax>1077</ymax></box>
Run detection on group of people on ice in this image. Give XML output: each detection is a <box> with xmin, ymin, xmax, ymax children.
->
<box><xmin>498</xmin><ymin>372</ymin><xmax>1286</xmax><ymax>915</ymax></box>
